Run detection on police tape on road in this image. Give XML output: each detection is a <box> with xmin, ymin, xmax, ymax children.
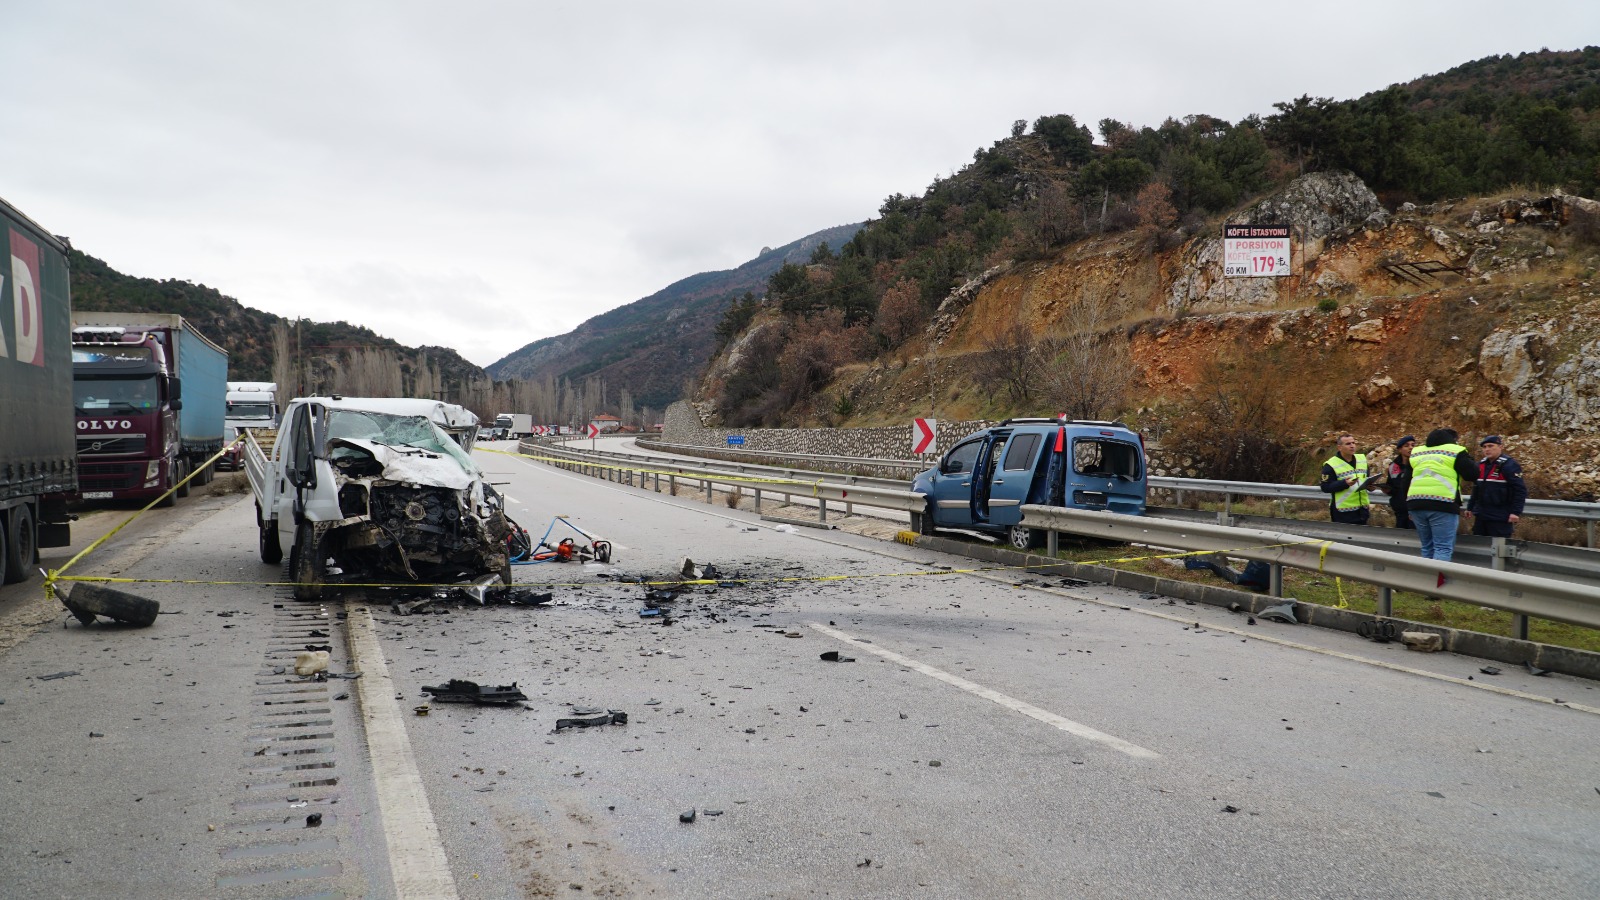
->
<box><xmin>481</xmin><ymin>446</ymin><xmax>837</xmax><ymax>493</ymax></box>
<box><xmin>43</xmin><ymin>435</ymin><xmax>249</xmax><ymax>602</ymax></box>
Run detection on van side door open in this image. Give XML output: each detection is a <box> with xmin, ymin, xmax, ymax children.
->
<box><xmin>927</xmin><ymin>437</ymin><xmax>985</xmax><ymax>528</ymax></box>
<box><xmin>983</xmin><ymin>431</ymin><xmax>1042</xmax><ymax>528</ymax></box>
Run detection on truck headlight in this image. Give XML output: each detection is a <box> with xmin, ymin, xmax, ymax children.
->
<box><xmin>146</xmin><ymin>461</ymin><xmax>162</xmax><ymax>479</ymax></box>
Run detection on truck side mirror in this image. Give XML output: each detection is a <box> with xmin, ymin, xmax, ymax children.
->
<box><xmin>171</xmin><ymin>398</ymin><xmax>183</xmax><ymax>411</ymax></box>
<box><xmin>168</xmin><ymin>376</ymin><xmax>182</xmax><ymax>401</ymax></box>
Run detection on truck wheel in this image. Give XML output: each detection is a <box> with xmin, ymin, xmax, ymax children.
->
<box><xmin>0</xmin><ymin>518</ymin><xmax>9</xmax><ymax>586</ymax></box>
<box><xmin>175</xmin><ymin>460</ymin><xmax>192</xmax><ymax>499</ymax></box>
<box><xmin>259</xmin><ymin>511</ymin><xmax>284</xmax><ymax>565</ymax></box>
<box><xmin>1007</xmin><ymin>524</ymin><xmax>1041</xmax><ymax>551</ymax></box>
<box><xmin>290</xmin><ymin>524</ymin><xmax>324</xmax><ymax>601</ymax></box>
<box><xmin>3</xmin><ymin>506</ymin><xmax>36</xmax><ymax>584</ymax></box>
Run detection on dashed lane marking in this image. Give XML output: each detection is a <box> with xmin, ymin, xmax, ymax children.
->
<box><xmin>808</xmin><ymin>621</ymin><xmax>1161</xmax><ymax>760</ymax></box>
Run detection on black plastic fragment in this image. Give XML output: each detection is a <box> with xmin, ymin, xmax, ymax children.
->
<box><xmin>819</xmin><ymin>651</ymin><xmax>856</xmax><ymax>663</ymax></box>
<box><xmin>37</xmin><ymin>671</ymin><xmax>80</xmax><ymax>681</ymax></box>
<box><xmin>421</xmin><ymin>679</ymin><xmax>529</xmax><ymax>705</ymax></box>
<box><xmin>306</xmin><ymin>813</ymin><xmax>323</xmax><ymax>827</ymax></box>
<box><xmin>1525</xmin><ymin>661</ymin><xmax>1551</xmax><ymax>676</ymax></box>
<box><xmin>1480</xmin><ymin>666</ymin><xmax>1501</xmax><ymax>676</ymax></box>
<box><xmin>556</xmin><ymin>710</ymin><xmax>628</xmax><ymax>730</ymax></box>
<box><xmin>679</xmin><ymin>809</ymin><xmax>696</xmax><ymax>823</ymax></box>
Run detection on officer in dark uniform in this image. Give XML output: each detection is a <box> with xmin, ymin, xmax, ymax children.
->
<box><xmin>1467</xmin><ymin>435</ymin><xmax>1528</xmax><ymax>538</ymax></box>
<box><xmin>1382</xmin><ymin>435</ymin><xmax>1415</xmax><ymax>529</ymax></box>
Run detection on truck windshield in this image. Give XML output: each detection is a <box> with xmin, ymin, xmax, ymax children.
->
<box><xmin>1073</xmin><ymin>439</ymin><xmax>1142</xmax><ymax>480</ymax></box>
<box><xmin>74</xmin><ymin>378</ymin><xmax>158</xmax><ymax>414</ymax></box>
<box><xmin>227</xmin><ymin>402</ymin><xmax>274</xmax><ymax>418</ymax></box>
<box><xmin>324</xmin><ymin>409</ymin><xmax>479</xmax><ymax>473</ymax></box>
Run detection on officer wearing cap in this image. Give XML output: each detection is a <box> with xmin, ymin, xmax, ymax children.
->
<box><xmin>1467</xmin><ymin>435</ymin><xmax>1527</xmax><ymax>538</ymax></box>
<box><xmin>1381</xmin><ymin>435</ymin><xmax>1416</xmax><ymax>529</ymax></box>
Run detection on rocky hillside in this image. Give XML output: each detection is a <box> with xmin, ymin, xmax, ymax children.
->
<box><xmin>485</xmin><ymin>222</ymin><xmax>863</xmax><ymax>410</ymax></box>
<box><xmin>801</xmin><ymin>172</ymin><xmax>1600</xmax><ymax>500</ymax></box>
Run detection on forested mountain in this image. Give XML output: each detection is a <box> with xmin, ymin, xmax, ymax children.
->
<box><xmin>67</xmin><ymin>250</ymin><xmax>485</xmax><ymax>393</ymax></box>
<box><xmin>484</xmin><ymin>222</ymin><xmax>862</xmax><ymax>410</ymax></box>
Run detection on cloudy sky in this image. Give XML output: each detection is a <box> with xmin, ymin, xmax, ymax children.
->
<box><xmin>2</xmin><ymin>2</ymin><xmax>1593</xmax><ymax>367</ymax></box>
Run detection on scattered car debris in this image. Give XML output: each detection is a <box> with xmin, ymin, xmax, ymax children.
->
<box><xmin>1222</xmin><ymin>805</ymin><xmax>1240</xmax><ymax>814</ymax></box>
<box><xmin>639</xmin><ymin>608</ymin><xmax>664</xmax><ymax>618</ymax></box>
<box><xmin>1525</xmin><ymin>661</ymin><xmax>1551</xmax><ymax>677</ymax></box>
<box><xmin>303</xmin><ymin>643</ymin><xmax>333</xmax><ymax>652</ymax></box>
<box><xmin>1256</xmin><ymin>603</ymin><xmax>1299</xmax><ymax>624</ymax></box>
<box><xmin>703</xmin><ymin>809</ymin><xmax>723</xmax><ymax>817</ymax></box>
<box><xmin>680</xmin><ymin>558</ymin><xmax>721</xmax><ymax>581</ymax></box>
<box><xmin>89</xmin><ymin>731</ymin><xmax>104</xmax><ymax>738</ymax></box>
<box><xmin>819</xmin><ymin>651</ymin><xmax>856</xmax><ymax>662</ymax></box>
<box><xmin>294</xmin><ymin>650</ymin><xmax>330</xmax><ymax>677</ymax></box>
<box><xmin>37</xmin><ymin>671</ymin><xmax>80</xmax><ymax>681</ymax></box>
<box><xmin>556</xmin><ymin>709</ymin><xmax>628</xmax><ymax>730</ymax></box>
<box><xmin>1480</xmin><ymin>666</ymin><xmax>1502</xmax><ymax>676</ymax></box>
<box><xmin>1357</xmin><ymin>620</ymin><xmax>1400</xmax><ymax>643</ymax></box>
<box><xmin>679</xmin><ymin>809</ymin><xmax>696</xmax><ymax>823</ymax></box>
<box><xmin>306</xmin><ymin>813</ymin><xmax>323</xmax><ymax>827</ymax></box>
<box><xmin>422</xmin><ymin>679</ymin><xmax>529</xmax><ymax>705</ymax></box>
<box><xmin>414</xmin><ymin>705</ymin><xmax>430</xmax><ymax>716</ymax></box>
<box><xmin>60</xmin><ymin>584</ymin><xmax>160</xmax><ymax>628</ymax></box>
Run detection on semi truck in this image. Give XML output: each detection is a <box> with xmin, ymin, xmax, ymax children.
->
<box><xmin>493</xmin><ymin>413</ymin><xmax>533</xmax><ymax>439</ymax></box>
<box><xmin>219</xmin><ymin>381</ymin><xmax>279</xmax><ymax>470</ymax></box>
<box><xmin>70</xmin><ymin>313</ymin><xmax>228</xmax><ymax>505</ymax></box>
<box><xmin>0</xmin><ymin>196</ymin><xmax>77</xmax><ymax>585</ymax></box>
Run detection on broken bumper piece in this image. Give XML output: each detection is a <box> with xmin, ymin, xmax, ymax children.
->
<box><xmin>420</xmin><ymin>679</ymin><xmax>529</xmax><ymax>705</ymax></box>
<box><xmin>555</xmin><ymin>710</ymin><xmax>628</xmax><ymax>730</ymax></box>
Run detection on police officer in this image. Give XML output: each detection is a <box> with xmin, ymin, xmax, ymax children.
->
<box><xmin>1382</xmin><ymin>435</ymin><xmax>1416</xmax><ymax>529</ymax></box>
<box><xmin>1319</xmin><ymin>433</ymin><xmax>1373</xmax><ymax>525</ymax></box>
<box><xmin>1467</xmin><ymin>435</ymin><xmax>1527</xmax><ymax>538</ymax></box>
<box><xmin>1406</xmin><ymin>427</ymin><xmax>1478</xmax><ymax>562</ymax></box>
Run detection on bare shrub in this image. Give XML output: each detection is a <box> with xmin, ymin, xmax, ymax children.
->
<box><xmin>970</xmin><ymin>319</ymin><xmax>1039</xmax><ymax>404</ymax></box>
<box><xmin>1164</xmin><ymin>355</ymin><xmax>1312</xmax><ymax>483</ymax></box>
<box><xmin>1035</xmin><ymin>294</ymin><xmax>1137</xmax><ymax>421</ymax></box>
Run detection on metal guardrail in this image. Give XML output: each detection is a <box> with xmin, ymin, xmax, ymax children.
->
<box><xmin>528</xmin><ymin>440</ymin><xmax>925</xmax><ymax>521</ymax></box>
<box><xmin>647</xmin><ymin>439</ymin><xmax>1600</xmax><ymax>546</ymax></box>
<box><xmin>1020</xmin><ymin>506</ymin><xmax>1600</xmax><ymax>632</ymax></box>
<box><xmin>536</xmin><ymin>439</ymin><xmax>1600</xmax><ymax>590</ymax></box>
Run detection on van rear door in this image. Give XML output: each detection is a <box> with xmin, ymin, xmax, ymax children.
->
<box><xmin>1065</xmin><ymin>433</ymin><xmax>1146</xmax><ymax>514</ymax></box>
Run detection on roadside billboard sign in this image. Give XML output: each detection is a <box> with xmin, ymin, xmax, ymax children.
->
<box><xmin>1223</xmin><ymin>224</ymin><xmax>1291</xmax><ymax>277</ymax></box>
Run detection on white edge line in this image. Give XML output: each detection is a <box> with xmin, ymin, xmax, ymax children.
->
<box><xmin>808</xmin><ymin>621</ymin><xmax>1160</xmax><ymax>760</ymax></box>
<box><xmin>347</xmin><ymin>606</ymin><xmax>460</xmax><ymax>899</ymax></box>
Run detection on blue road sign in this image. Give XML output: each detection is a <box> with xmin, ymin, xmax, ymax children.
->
<box><xmin>727</xmin><ymin>435</ymin><xmax>745</xmax><ymax>446</ymax></box>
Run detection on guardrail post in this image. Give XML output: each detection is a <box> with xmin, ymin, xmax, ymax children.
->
<box><xmin>819</xmin><ymin>498</ymin><xmax>828</xmax><ymax>523</ymax></box>
<box><xmin>1269</xmin><ymin>563</ymin><xmax>1283</xmax><ymax>598</ymax></box>
<box><xmin>669</xmin><ymin>474</ymin><xmax>676</xmax><ymax>496</ymax></box>
<box><xmin>1491</xmin><ymin>537</ymin><xmax>1532</xmax><ymax>639</ymax></box>
<box><xmin>1511</xmin><ymin>613</ymin><xmax>1530</xmax><ymax>641</ymax></box>
<box><xmin>753</xmin><ymin>488</ymin><xmax>762</xmax><ymax>513</ymax></box>
<box><xmin>1377</xmin><ymin>586</ymin><xmax>1392</xmax><ymax>618</ymax></box>
<box><xmin>704</xmin><ymin>479</ymin><xmax>713</xmax><ymax>504</ymax></box>
<box><xmin>1589</xmin><ymin>520</ymin><xmax>1596</xmax><ymax>549</ymax></box>
<box><xmin>1219</xmin><ymin>492</ymin><xmax>1234</xmax><ymax>528</ymax></box>
<box><xmin>1047</xmin><ymin>528</ymin><xmax>1058</xmax><ymax>556</ymax></box>
<box><xmin>845</xmin><ymin>477</ymin><xmax>856</xmax><ymax>516</ymax></box>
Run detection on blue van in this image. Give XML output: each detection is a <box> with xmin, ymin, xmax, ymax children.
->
<box><xmin>911</xmin><ymin>418</ymin><xmax>1147</xmax><ymax>549</ymax></box>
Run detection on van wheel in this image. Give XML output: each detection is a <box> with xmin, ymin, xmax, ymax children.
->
<box><xmin>1007</xmin><ymin>524</ymin><xmax>1040</xmax><ymax>551</ymax></box>
<box><xmin>3</xmin><ymin>505</ymin><xmax>36</xmax><ymax>584</ymax></box>
<box><xmin>914</xmin><ymin>503</ymin><xmax>937</xmax><ymax>536</ymax></box>
<box><xmin>259</xmin><ymin>510</ymin><xmax>284</xmax><ymax>565</ymax></box>
<box><xmin>290</xmin><ymin>525</ymin><xmax>324</xmax><ymax>601</ymax></box>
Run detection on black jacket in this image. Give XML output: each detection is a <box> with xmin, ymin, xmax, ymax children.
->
<box><xmin>1467</xmin><ymin>455</ymin><xmax>1528</xmax><ymax>521</ymax></box>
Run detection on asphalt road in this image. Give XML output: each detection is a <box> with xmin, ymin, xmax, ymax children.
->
<box><xmin>2</xmin><ymin>448</ymin><xmax>1597</xmax><ymax>899</ymax></box>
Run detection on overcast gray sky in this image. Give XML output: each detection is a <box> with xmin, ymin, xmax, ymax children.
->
<box><xmin>2</xmin><ymin>2</ymin><xmax>1593</xmax><ymax>367</ymax></box>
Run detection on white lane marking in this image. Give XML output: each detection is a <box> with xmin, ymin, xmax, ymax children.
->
<box><xmin>347</xmin><ymin>606</ymin><xmax>459</xmax><ymax>899</ymax></box>
<box><xmin>808</xmin><ymin>621</ymin><xmax>1160</xmax><ymax>760</ymax></box>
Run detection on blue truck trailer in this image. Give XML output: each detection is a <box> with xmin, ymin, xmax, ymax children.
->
<box><xmin>0</xmin><ymin>195</ymin><xmax>76</xmax><ymax>585</ymax></box>
<box><xmin>70</xmin><ymin>312</ymin><xmax>228</xmax><ymax>506</ymax></box>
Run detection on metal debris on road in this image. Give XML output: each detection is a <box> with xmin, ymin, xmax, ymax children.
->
<box><xmin>556</xmin><ymin>709</ymin><xmax>628</xmax><ymax>730</ymax></box>
<box><xmin>679</xmin><ymin>809</ymin><xmax>696</xmax><ymax>823</ymax></box>
<box><xmin>37</xmin><ymin>671</ymin><xmax>80</xmax><ymax>681</ymax></box>
<box><xmin>1480</xmin><ymin>666</ymin><xmax>1502</xmax><ymax>676</ymax></box>
<box><xmin>1257</xmin><ymin>603</ymin><xmax>1299</xmax><ymax>624</ymax></box>
<box><xmin>1525</xmin><ymin>661</ymin><xmax>1551</xmax><ymax>676</ymax></box>
<box><xmin>422</xmin><ymin>679</ymin><xmax>529</xmax><ymax>705</ymax></box>
<box><xmin>306</xmin><ymin>813</ymin><xmax>323</xmax><ymax>827</ymax></box>
<box><xmin>819</xmin><ymin>651</ymin><xmax>856</xmax><ymax>662</ymax></box>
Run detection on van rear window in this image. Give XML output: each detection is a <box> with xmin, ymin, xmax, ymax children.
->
<box><xmin>1073</xmin><ymin>439</ymin><xmax>1142</xmax><ymax>479</ymax></box>
<box><xmin>1003</xmin><ymin>433</ymin><xmax>1040</xmax><ymax>470</ymax></box>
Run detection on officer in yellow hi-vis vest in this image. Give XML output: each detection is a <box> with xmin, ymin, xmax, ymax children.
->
<box><xmin>1405</xmin><ymin>427</ymin><xmax>1478</xmax><ymax>562</ymax></box>
<box><xmin>1319</xmin><ymin>434</ymin><xmax>1374</xmax><ymax>525</ymax></box>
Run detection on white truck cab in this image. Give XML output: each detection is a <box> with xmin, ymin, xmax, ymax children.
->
<box><xmin>246</xmin><ymin>396</ymin><xmax>510</xmax><ymax>599</ymax></box>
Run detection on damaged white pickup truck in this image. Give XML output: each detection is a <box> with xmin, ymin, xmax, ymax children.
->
<box><xmin>245</xmin><ymin>396</ymin><xmax>513</xmax><ymax>600</ymax></box>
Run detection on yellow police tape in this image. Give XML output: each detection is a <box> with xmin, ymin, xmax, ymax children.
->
<box><xmin>43</xmin><ymin>438</ymin><xmax>1342</xmax><ymax>600</ymax></box>
<box><xmin>45</xmin><ymin>532</ymin><xmax>1337</xmax><ymax>594</ymax></box>
<box><xmin>43</xmin><ymin>434</ymin><xmax>248</xmax><ymax>602</ymax></box>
